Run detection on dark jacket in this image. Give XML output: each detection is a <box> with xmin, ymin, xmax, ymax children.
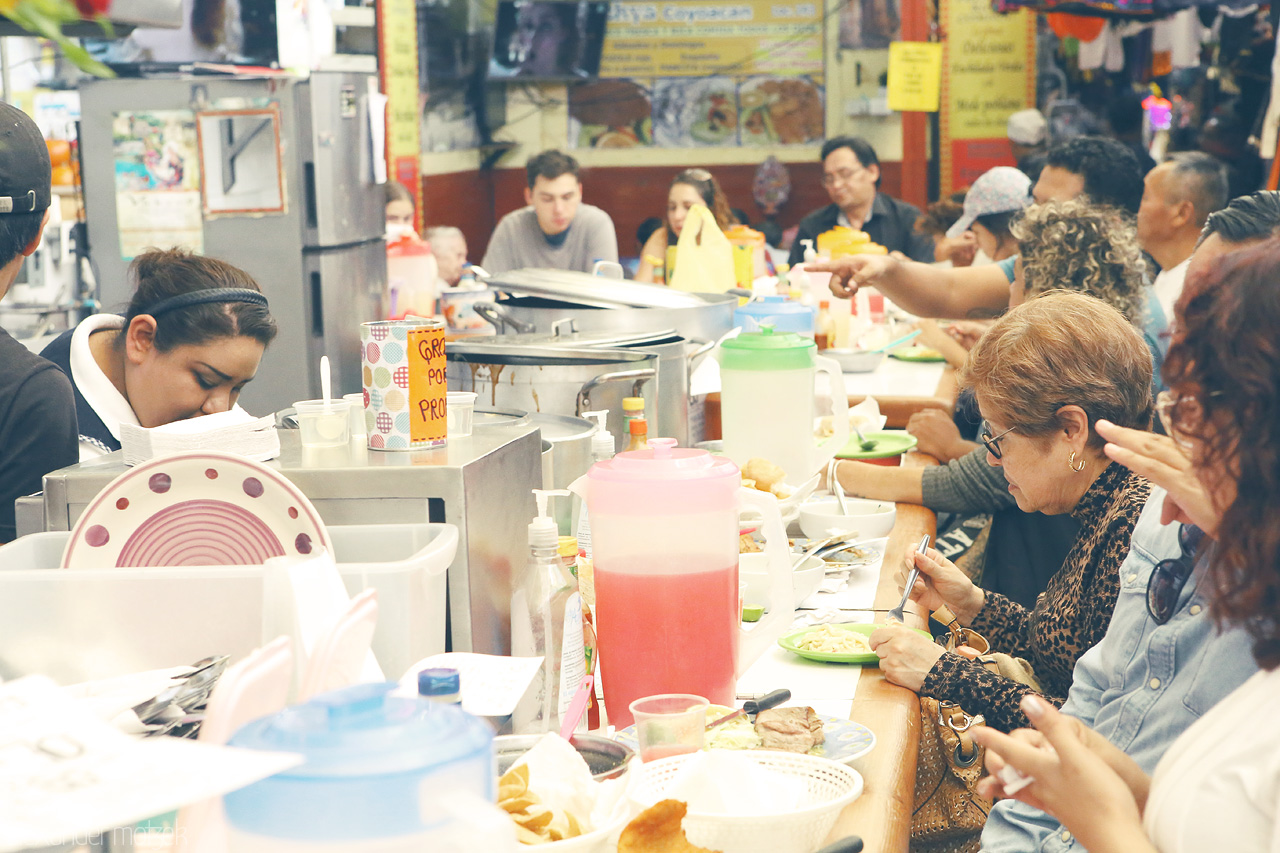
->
<box><xmin>787</xmin><ymin>193</ymin><xmax>936</xmax><ymax>267</ymax></box>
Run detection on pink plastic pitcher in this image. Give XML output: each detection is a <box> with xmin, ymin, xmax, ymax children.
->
<box><xmin>573</xmin><ymin>438</ymin><xmax>793</xmax><ymax>728</ymax></box>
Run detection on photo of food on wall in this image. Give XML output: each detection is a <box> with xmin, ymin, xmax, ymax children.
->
<box><xmin>567</xmin><ymin>78</ymin><xmax>654</xmax><ymax>148</ymax></box>
<box><xmin>652</xmin><ymin>77</ymin><xmax>738</xmax><ymax>148</ymax></box>
<box><xmin>739</xmin><ymin>76</ymin><xmax>825</xmax><ymax>146</ymax></box>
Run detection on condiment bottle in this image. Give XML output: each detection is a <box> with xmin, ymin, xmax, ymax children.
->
<box><xmin>574</xmin><ymin>410</ymin><xmax>615</xmax><ymax>561</ymax></box>
<box><xmin>511</xmin><ymin>489</ymin><xmax>586</xmax><ymax>734</ymax></box>
<box><xmin>626</xmin><ymin>418</ymin><xmax>648</xmax><ymax>452</ymax></box>
<box><xmin>622</xmin><ymin>396</ymin><xmax>645</xmax><ymax>430</ymax></box>
<box><xmin>418</xmin><ymin>667</ymin><xmax>461</xmax><ymax>706</ymax></box>
<box><xmin>815</xmin><ymin>300</ymin><xmax>836</xmax><ymax>351</ymax></box>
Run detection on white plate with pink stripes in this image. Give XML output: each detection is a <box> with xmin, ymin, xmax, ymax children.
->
<box><xmin>61</xmin><ymin>451</ymin><xmax>331</xmax><ymax>568</ymax></box>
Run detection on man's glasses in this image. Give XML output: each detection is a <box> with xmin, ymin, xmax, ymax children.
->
<box><xmin>1147</xmin><ymin>523</ymin><xmax>1204</xmax><ymax>624</ymax></box>
<box><xmin>821</xmin><ymin>166</ymin><xmax>865</xmax><ymax>187</ymax></box>
<box><xmin>980</xmin><ymin>422</ymin><xmax>1017</xmax><ymax>459</ymax></box>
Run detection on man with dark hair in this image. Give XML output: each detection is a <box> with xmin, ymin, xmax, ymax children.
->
<box><xmin>0</xmin><ymin>102</ymin><xmax>78</xmax><ymax>542</ymax></box>
<box><xmin>977</xmin><ymin>195</ymin><xmax>1280</xmax><ymax>853</ymax></box>
<box><xmin>787</xmin><ymin>135</ymin><xmax>936</xmax><ymax>267</ymax></box>
<box><xmin>481</xmin><ymin>149</ymin><xmax>618</xmax><ymax>275</ymax></box>
<box><xmin>1138</xmin><ymin>152</ymin><xmax>1230</xmax><ymax>319</ymax></box>
<box><xmin>812</xmin><ymin>135</ymin><xmax>1149</xmax><ymax>320</ymax></box>
<box><xmin>1034</xmin><ymin>136</ymin><xmax>1145</xmax><ymax>215</ymax></box>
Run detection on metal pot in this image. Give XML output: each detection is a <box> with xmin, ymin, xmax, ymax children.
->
<box><xmin>463</xmin><ymin>323</ymin><xmax>707</xmax><ymax>447</ymax></box>
<box><xmin>528</xmin><ymin>412</ymin><xmax>597</xmax><ymax>533</ymax></box>
<box><xmin>446</xmin><ymin>343</ymin><xmax>657</xmax><ymax>449</ymax></box>
<box><xmin>478</xmin><ymin>268</ymin><xmax>737</xmax><ymax>343</ymax></box>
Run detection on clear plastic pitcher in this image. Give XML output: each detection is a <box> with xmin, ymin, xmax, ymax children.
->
<box><xmin>718</xmin><ymin>325</ymin><xmax>848</xmax><ymax>483</ymax></box>
<box><xmin>573</xmin><ymin>438</ymin><xmax>793</xmax><ymax>728</ymax></box>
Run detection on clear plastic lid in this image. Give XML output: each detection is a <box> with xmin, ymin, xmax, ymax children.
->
<box><xmin>228</xmin><ymin>682</ymin><xmax>490</xmax><ymax>778</ymax></box>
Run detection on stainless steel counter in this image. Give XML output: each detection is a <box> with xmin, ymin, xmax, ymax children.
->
<box><xmin>30</xmin><ymin>427</ymin><xmax>543</xmax><ymax>655</ymax></box>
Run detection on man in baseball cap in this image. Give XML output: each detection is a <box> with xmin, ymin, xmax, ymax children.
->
<box><xmin>1007</xmin><ymin>109</ymin><xmax>1048</xmax><ymax>181</ymax></box>
<box><xmin>0</xmin><ymin>101</ymin><xmax>78</xmax><ymax>542</ymax></box>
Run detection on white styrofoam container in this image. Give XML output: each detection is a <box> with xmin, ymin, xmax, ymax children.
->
<box><xmin>0</xmin><ymin>523</ymin><xmax>456</xmax><ymax>685</ymax></box>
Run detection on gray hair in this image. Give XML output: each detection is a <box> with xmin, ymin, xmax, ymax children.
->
<box><xmin>425</xmin><ymin>226</ymin><xmax>465</xmax><ymax>247</ymax></box>
<box><xmin>1163</xmin><ymin>152</ymin><xmax>1229</xmax><ymax>228</ymax></box>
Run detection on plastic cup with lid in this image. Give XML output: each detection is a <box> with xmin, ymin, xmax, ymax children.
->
<box><xmin>294</xmin><ymin>398</ymin><xmax>352</xmax><ymax>448</ymax></box>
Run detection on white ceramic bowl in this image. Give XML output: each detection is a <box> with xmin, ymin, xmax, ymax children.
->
<box><xmin>739</xmin><ymin>554</ymin><xmax>825</xmax><ymax>607</ymax></box>
<box><xmin>826</xmin><ymin>348</ymin><xmax>885</xmax><ymax>373</ymax></box>
<box><xmin>798</xmin><ymin>496</ymin><xmax>896</xmax><ymax>540</ymax></box>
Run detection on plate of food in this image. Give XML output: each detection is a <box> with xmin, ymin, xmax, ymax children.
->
<box><xmin>778</xmin><ymin>623</ymin><xmax>932</xmax><ymax>664</ymax></box>
<box><xmin>890</xmin><ymin>345</ymin><xmax>946</xmax><ymax>363</ymax></box>
<box><xmin>614</xmin><ymin>704</ymin><xmax>875</xmax><ymax>767</ymax></box>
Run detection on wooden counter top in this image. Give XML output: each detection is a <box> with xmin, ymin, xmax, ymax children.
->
<box><xmin>824</xmin><ymin>450</ymin><xmax>938</xmax><ymax>853</ymax></box>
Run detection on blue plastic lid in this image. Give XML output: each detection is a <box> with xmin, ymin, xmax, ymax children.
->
<box><xmin>418</xmin><ymin>667</ymin><xmax>461</xmax><ymax>697</ymax></box>
<box><xmin>228</xmin><ymin>682</ymin><xmax>491</xmax><ymax>779</ymax></box>
<box><xmin>735</xmin><ymin>297</ymin><xmax>815</xmax><ymax>334</ymax></box>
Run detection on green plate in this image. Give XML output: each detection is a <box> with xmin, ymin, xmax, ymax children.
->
<box><xmin>890</xmin><ymin>345</ymin><xmax>946</xmax><ymax>362</ymax></box>
<box><xmin>837</xmin><ymin>429</ymin><xmax>918</xmax><ymax>460</ymax></box>
<box><xmin>779</xmin><ymin>622</ymin><xmax>933</xmax><ymax>664</ymax></box>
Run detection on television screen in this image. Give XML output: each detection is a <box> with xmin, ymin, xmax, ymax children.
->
<box><xmin>419</xmin><ymin>0</ymin><xmax>477</xmax><ymax>83</ymax></box>
<box><xmin>488</xmin><ymin>0</ymin><xmax>609</xmax><ymax>81</ymax></box>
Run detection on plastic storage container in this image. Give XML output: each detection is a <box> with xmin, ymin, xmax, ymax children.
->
<box><xmin>0</xmin><ymin>523</ymin><xmax>457</xmax><ymax>684</ymax></box>
<box><xmin>734</xmin><ymin>296</ymin><xmax>816</xmax><ymax>338</ymax></box>
<box><xmin>225</xmin><ymin>682</ymin><xmax>513</xmax><ymax>852</ymax></box>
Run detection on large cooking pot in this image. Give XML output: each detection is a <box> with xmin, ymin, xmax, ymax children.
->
<box><xmin>446</xmin><ymin>343</ymin><xmax>657</xmax><ymax>449</ymax></box>
<box><xmin>477</xmin><ymin>268</ymin><xmax>737</xmax><ymax>344</ymax></box>
<box><xmin>461</xmin><ymin>323</ymin><xmax>705</xmax><ymax>447</ymax></box>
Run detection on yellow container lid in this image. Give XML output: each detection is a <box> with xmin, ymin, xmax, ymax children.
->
<box><xmin>558</xmin><ymin>536</ymin><xmax>579</xmax><ymax>558</ymax></box>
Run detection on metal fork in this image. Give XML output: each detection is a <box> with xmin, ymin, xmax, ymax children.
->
<box><xmin>888</xmin><ymin>533</ymin><xmax>932</xmax><ymax>622</ymax></box>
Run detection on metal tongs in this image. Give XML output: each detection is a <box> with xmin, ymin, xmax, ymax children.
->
<box><xmin>888</xmin><ymin>534</ymin><xmax>932</xmax><ymax>623</ymax></box>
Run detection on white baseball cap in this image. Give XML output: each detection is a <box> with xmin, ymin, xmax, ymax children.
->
<box><xmin>1007</xmin><ymin>109</ymin><xmax>1048</xmax><ymax>147</ymax></box>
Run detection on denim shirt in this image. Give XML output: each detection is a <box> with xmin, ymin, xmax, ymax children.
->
<box><xmin>980</xmin><ymin>489</ymin><xmax>1259</xmax><ymax>853</ymax></box>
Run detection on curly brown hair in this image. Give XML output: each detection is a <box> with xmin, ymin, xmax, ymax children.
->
<box><xmin>1163</xmin><ymin>238</ymin><xmax>1280</xmax><ymax>670</ymax></box>
<box><xmin>1012</xmin><ymin>198</ymin><xmax>1148</xmax><ymax>325</ymax></box>
<box><xmin>915</xmin><ymin>193</ymin><xmax>966</xmax><ymax>237</ymax></box>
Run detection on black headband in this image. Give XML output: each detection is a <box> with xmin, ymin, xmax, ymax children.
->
<box><xmin>143</xmin><ymin>288</ymin><xmax>269</xmax><ymax>318</ymax></box>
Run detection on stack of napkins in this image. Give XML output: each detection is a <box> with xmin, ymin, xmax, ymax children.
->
<box><xmin>120</xmin><ymin>408</ymin><xmax>280</xmax><ymax>465</ymax></box>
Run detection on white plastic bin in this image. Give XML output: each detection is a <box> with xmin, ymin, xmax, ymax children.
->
<box><xmin>0</xmin><ymin>523</ymin><xmax>457</xmax><ymax>685</ymax></box>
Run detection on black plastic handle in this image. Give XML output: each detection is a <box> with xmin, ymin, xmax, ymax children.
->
<box><xmin>744</xmin><ymin>688</ymin><xmax>792</xmax><ymax>716</ymax></box>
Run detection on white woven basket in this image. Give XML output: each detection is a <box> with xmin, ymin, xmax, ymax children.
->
<box><xmin>628</xmin><ymin>751</ymin><xmax>864</xmax><ymax>853</ymax></box>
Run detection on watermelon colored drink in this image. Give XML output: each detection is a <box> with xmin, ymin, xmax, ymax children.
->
<box><xmin>596</xmin><ymin>559</ymin><xmax>738</xmax><ymax>728</ymax></box>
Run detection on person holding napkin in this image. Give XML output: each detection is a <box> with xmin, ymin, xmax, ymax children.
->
<box><xmin>42</xmin><ymin>248</ymin><xmax>278</xmax><ymax>459</ymax></box>
<box><xmin>869</xmin><ymin>291</ymin><xmax>1152</xmax><ymax>733</ymax></box>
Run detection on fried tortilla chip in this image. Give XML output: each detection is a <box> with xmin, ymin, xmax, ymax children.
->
<box><xmin>618</xmin><ymin>799</ymin><xmax>722</xmax><ymax>853</ymax></box>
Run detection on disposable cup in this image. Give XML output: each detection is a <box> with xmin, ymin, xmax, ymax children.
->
<box><xmin>447</xmin><ymin>391</ymin><xmax>477</xmax><ymax>438</ymax></box>
<box><xmin>343</xmin><ymin>393</ymin><xmax>366</xmax><ymax>438</ymax></box>
<box><xmin>294</xmin><ymin>399</ymin><xmax>351</xmax><ymax>448</ymax></box>
<box><xmin>629</xmin><ymin>693</ymin><xmax>708</xmax><ymax>762</ymax></box>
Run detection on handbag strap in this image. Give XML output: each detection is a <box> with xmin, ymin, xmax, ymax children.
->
<box><xmin>936</xmin><ymin>700</ymin><xmax>985</xmax><ymax>765</ymax></box>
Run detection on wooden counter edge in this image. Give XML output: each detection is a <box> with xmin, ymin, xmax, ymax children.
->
<box><xmin>824</xmin><ymin>451</ymin><xmax>938</xmax><ymax>853</ymax></box>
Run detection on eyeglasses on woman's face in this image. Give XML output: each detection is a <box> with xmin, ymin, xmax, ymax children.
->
<box><xmin>980</xmin><ymin>421</ymin><xmax>1018</xmax><ymax>459</ymax></box>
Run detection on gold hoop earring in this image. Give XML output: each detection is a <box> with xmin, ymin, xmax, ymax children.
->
<box><xmin>1069</xmin><ymin>451</ymin><xmax>1086</xmax><ymax>473</ymax></box>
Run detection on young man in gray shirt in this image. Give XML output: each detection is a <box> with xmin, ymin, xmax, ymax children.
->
<box><xmin>481</xmin><ymin>150</ymin><xmax>618</xmax><ymax>275</ymax></box>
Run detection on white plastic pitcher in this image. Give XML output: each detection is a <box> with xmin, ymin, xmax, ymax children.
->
<box><xmin>718</xmin><ymin>324</ymin><xmax>849</xmax><ymax>482</ymax></box>
<box><xmin>570</xmin><ymin>438</ymin><xmax>794</xmax><ymax>728</ymax></box>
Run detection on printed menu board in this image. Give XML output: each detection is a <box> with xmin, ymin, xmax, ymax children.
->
<box><xmin>600</xmin><ymin>0</ymin><xmax>823</xmax><ymax>78</ymax></box>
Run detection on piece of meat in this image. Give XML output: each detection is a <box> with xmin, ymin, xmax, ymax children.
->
<box><xmin>753</xmin><ymin>706</ymin><xmax>825</xmax><ymax>753</ymax></box>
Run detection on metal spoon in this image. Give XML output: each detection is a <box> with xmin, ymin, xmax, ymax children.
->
<box><xmin>852</xmin><ymin>423</ymin><xmax>877</xmax><ymax>452</ymax></box>
<box><xmin>829</xmin><ymin>457</ymin><xmax>851</xmax><ymax>515</ymax></box>
<box><xmin>888</xmin><ymin>534</ymin><xmax>932</xmax><ymax>623</ymax></box>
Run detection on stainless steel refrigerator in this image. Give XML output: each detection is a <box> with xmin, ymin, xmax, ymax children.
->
<box><xmin>78</xmin><ymin>71</ymin><xmax>387</xmax><ymax>415</ymax></box>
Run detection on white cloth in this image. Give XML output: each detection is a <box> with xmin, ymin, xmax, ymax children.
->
<box><xmin>1143</xmin><ymin>666</ymin><xmax>1280</xmax><ymax>852</ymax></box>
<box><xmin>1077</xmin><ymin>22</ymin><xmax>1126</xmax><ymax>72</ymax></box>
<box><xmin>1151</xmin><ymin>258</ymin><xmax>1190</xmax><ymax>323</ymax></box>
<box><xmin>1152</xmin><ymin>9</ymin><xmax>1206</xmax><ymax>69</ymax></box>
<box><xmin>70</xmin><ymin>314</ymin><xmax>139</xmax><ymax>460</ymax></box>
<box><xmin>1259</xmin><ymin>25</ymin><xmax>1280</xmax><ymax>157</ymax></box>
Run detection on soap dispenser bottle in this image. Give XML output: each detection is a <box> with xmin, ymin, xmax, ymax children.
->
<box><xmin>511</xmin><ymin>489</ymin><xmax>586</xmax><ymax>733</ymax></box>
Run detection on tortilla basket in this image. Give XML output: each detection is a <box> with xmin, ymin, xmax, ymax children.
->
<box><xmin>628</xmin><ymin>751</ymin><xmax>863</xmax><ymax>853</ymax></box>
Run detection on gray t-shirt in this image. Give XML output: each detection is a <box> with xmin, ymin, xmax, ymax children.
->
<box><xmin>481</xmin><ymin>204</ymin><xmax>618</xmax><ymax>275</ymax></box>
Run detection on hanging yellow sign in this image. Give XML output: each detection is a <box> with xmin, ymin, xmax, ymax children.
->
<box><xmin>887</xmin><ymin>41</ymin><xmax>943</xmax><ymax>113</ymax></box>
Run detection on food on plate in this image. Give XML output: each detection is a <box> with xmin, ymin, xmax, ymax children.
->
<box><xmin>754</xmin><ymin>706</ymin><xmax>825</xmax><ymax>754</ymax></box>
<box><xmin>741</xmin><ymin>458</ymin><xmax>791</xmax><ymax>498</ymax></box>
<box><xmin>497</xmin><ymin>763</ymin><xmax>587</xmax><ymax>844</ymax></box>
<box><xmin>794</xmin><ymin>624</ymin><xmax>875</xmax><ymax>655</ymax></box>
<box><xmin>618</xmin><ymin>799</ymin><xmax>721</xmax><ymax>853</ymax></box>
<box><xmin>699</xmin><ymin>704</ymin><xmax>828</xmax><ymax>756</ymax></box>
<box><xmin>818</xmin><ymin>412</ymin><xmax>882</xmax><ymax>438</ymax></box>
<box><xmin>739</xmin><ymin>531</ymin><xmax>762</xmax><ymax>554</ymax></box>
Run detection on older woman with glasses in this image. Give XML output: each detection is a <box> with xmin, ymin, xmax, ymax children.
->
<box><xmin>972</xmin><ymin>238</ymin><xmax>1280</xmax><ymax>853</ymax></box>
<box><xmin>869</xmin><ymin>291</ymin><xmax>1153</xmax><ymax>733</ymax></box>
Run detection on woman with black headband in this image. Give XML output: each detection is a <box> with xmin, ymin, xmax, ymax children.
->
<box><xmin>41</xmin><ymin>248</ymin><xmax>278</xmax><ymax>458</ymax></box>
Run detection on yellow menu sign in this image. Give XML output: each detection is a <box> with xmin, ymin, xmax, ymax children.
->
<box><xmin>887</xmin><ymin>41</ymin><xmax>943</xmax><ymax>113</ymax></box>
<box><xmin>601</xmin><ymin>0</ymin><xmax>823</xmax><ymax>78</ymax></box>
<box><xmin>942</xmin><ymin>0</ymin><xmax>1034</xmax><ymax>140</ymax></box>
<box><xmin>377</xmin><ymin>0</ymin><xmax>422</xmax><ymax>228</ymax></box>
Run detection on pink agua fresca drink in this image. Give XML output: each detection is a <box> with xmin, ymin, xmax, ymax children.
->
<box><xmin>595</xmin><ymin>557</ymin><xmax>739</xmax><ymax>729</ymax></box>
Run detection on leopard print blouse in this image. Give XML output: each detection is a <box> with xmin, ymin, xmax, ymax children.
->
<box><xmin>920</xmin><ymin>462</ymin><xmax>1151</xmax><ymax>732</ymax></box>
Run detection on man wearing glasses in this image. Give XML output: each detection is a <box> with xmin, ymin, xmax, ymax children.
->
<box><xmin>786</xmin><ymin>136</ymin><xmax>937</xmax><ymax>268</ymax></box>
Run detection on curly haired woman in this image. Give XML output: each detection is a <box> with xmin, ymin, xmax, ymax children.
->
<box><xmin>974</xmin><ymin>237</ymin><xmax>1280</xmax><ymax>853</ymax></box>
